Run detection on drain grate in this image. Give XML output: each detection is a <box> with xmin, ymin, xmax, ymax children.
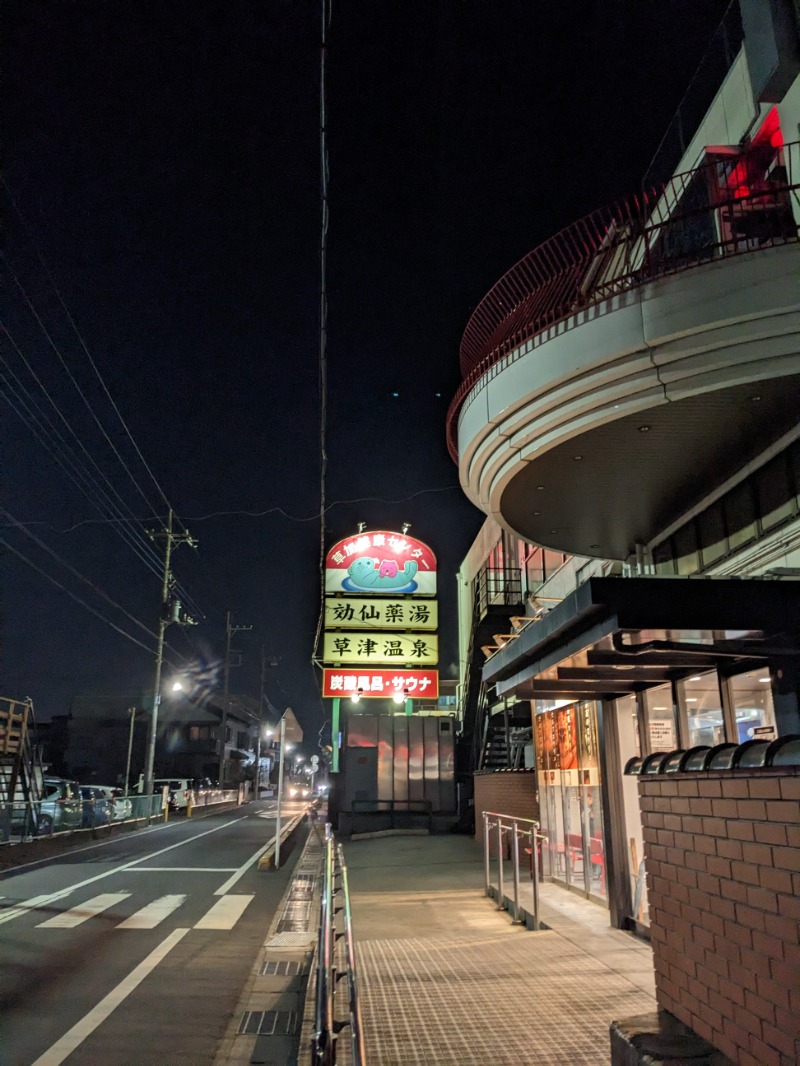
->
<box><xmin>237</xmin><ymin>1010</ymin><xmax>297</xmax><ymax>1036</ymax></box>
<box><xmin>266</xmin><ymin>931</ymin><xmax>317</xmax><ymax>948</ymax></box>
<box><xmin>261</xmin><ymin>959</ymin><xmax>302</xmax><ymax>977</ymax></box>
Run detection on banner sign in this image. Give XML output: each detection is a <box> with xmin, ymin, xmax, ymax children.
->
<box><xmin>322</xmin><ymin>668</ymin><xmax>439</xmax><ymax>699</ymax></box>
<box><xmin>324</xmin><ymin>596</ymin><xmax>437</xmax><ymax>631</ymax></box>
<box><xmin>323</xmin><ymin>632</ymin><xmax>438</xmax><ymax>665</ymax></box>
<box><xmin>324</xmin><ymin>530</ymin><xmax>437</xmax><ymax>596</ymax></box>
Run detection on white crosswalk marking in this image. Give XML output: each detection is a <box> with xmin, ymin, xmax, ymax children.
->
<box><xmin>38</xmin><ymin>893</ymin><xmax>131</xmax><ymax>928</ymax></box>
<box><xmin>117</xmin><ymin>894</ymin><xmax>187</xmax><ymax>929</ymax></box>
<box><xmin>193</xmin><ymin>894</ymin><xmax>254</xmax><ymax>930</ymax></box>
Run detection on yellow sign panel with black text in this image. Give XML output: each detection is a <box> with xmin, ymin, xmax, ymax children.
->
<box><xmin>322</xmin><ymin>631</ymin><xmax>438</xmax><ymax>665</ymax></box>
<box><xmin>324</xmin><ymin>597</ymin><xmax>437</xmax><ymax>631</ymax></box>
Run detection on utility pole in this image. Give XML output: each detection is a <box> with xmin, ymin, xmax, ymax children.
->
<box><xmin>124</xmin><ymin>706</ymin><xmax>137</xmax><ymax>796</ymax></box>
<box><xmin>144</xmin><ymin>509</ymin><xmax>197</xmax><ymax>801</ymax></box>
<box><xmin>218</xmin><ymin>610</ymin><xmax>253</xmax><ymax>787</ymax></box>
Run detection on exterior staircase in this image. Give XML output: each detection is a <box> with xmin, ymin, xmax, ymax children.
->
<box><xmin>0</xmin><ymin>697</ymin><xmax>45</xmax><ymax>840</ymax></box>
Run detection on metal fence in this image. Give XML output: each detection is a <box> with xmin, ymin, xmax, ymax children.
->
<box><xmin>447</xmin><ymin>140</ymin><xmax>800</xmax><ymax>460</ymax></box>
<box><xmin>311</xmin><ymin>823</ymin><xmax>366</xmax><ymax>1066</ymax></box>
<box><xmin>482</xmin><ymin>810</ymin><xmax>547</xmax><ymax>929</ymax></box>
<box><xmin>1</xmin><ymin>793</ymin><xmax>162</xmax><ymax>842</ymax></box>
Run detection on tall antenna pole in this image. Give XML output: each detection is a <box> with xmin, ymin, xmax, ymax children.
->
<box><xmin>312</xmin><ymin>0</ymin><xmax>330</xmax><ymax>667</ymax></box>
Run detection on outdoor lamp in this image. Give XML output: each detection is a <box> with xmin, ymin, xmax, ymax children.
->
<box><xmin>351</xmin><ymin>688</ymin><xmax>363</xmax><ymax>703</ymax></box>
<box><xmin>392</xmin><ymin>689</ymin><xmax>405</xmax><ymax>704</ymax></box>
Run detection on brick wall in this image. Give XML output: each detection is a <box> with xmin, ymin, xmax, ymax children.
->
<box><xmin>473</xmin><ymin>770</ymin><xmax>539</xmax><ymax>843</ymax></box>
<box><xmin>639</xmin><ymin>769</ymin><xmax>800</xmax><ymax>1066</ymax></box>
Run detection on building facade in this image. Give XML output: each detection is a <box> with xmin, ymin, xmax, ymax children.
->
<box><xmin>452</xmin><ymin>1</ymin><xmax>800</xmax><ymax>933</ymax></box>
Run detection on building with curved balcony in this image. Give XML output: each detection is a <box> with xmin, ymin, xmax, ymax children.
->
<box><xmin>453</xmin><ymin>0</ymin><xmax>800</xmax><ymax>989</ymax></box>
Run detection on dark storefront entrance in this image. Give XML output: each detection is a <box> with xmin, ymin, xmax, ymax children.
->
<box><xmin>482</xmin><ymin>577</ymin><xmax>800</xmax><ymax>931</ymax></box>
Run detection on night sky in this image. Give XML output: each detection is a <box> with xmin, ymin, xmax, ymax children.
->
<box><xmin>3</xmin><ymin>0</ymin><xmax>730</xmax><ymax>748</ymax></box>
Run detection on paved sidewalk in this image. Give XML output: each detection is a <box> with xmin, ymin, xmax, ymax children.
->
<box><xmin>340</xmin><ymin>832</ymin><xmax>655</xmax><ymax>1066</ymax></box>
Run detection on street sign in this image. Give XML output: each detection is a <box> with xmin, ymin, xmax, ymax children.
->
<box><xmin>281</xmin><ymin>707</ymin><xmax>304</xmax><ymax>744</ymax></box>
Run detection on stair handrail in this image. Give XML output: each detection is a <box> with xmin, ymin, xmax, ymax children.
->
<box><xmin>311</xmin><ymin>823</ymin><xmax>366</xmax><ymax>1065</ymax></box>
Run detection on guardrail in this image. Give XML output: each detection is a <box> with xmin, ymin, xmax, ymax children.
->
<box><xmin>482</xmin><ymin>809</ymin><xmax>547</xmax><ymax>929</ymax></box>
<box><xmin>1</xmin><ymin>793</ymin><xmax>162</xmax><ymax>842</ymax></box>
<box><xmin>311</xmin><ymin>823</ymin><xmax>366</xmax><ymax>1066</ymax></box>
<box><xmin>447</xmin><ymin>140</ymin><xmax>800</xmax><ymax>460</ymax></box>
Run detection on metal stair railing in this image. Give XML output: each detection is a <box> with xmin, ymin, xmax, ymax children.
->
<box><xmin>482</xmin><ymin>810</ymin><xmax>548</xmax><ymax>930</ymax></box>
<box><xmin>311</xmin><ymin>823</ymin><xmax>366</xmax><ymax>1065</ymax></box>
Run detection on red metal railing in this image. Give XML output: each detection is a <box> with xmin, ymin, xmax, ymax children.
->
<box><xmin>447</xmin><ymin>141</ymin><xmax>800</xmax><ymax>461</ymax></box>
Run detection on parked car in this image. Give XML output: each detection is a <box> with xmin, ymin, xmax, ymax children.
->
<box><xmin>92</xmin><ymin>786</ymin><xmax>133</xmax><ymax>821</ymax></box>
<box><xmin>153</xmin><ymin>778</ymin><xmax>198</xmax><ymax>811</ymax></box>
<box><xmin>36</xmin><ymin>778</ymin><xmax>82</xmax><ymax>835</ymax></box>
<box><xmin>79</xmin><ymin>786</ymin><xmax>113</xmax><ymax>828</ymax></box>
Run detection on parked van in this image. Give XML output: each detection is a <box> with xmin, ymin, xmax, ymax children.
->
<box><xmin>153</xmin><ymin>778</ymin><xmax>195</xmax><ymax>810</ymax></box>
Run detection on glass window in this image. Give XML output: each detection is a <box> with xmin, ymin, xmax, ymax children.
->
<box><xmin>577</xmin><ymin>702</ymin><xmax>606</xmax><ymax>901</ymax></box>
<box><xmin>680</xmin><ymin>672</ymin><xmax>725</xmax><ymax>747</ymax></box>
<box><xmin>756</xmin><ymin>455</ymin><xmax>793</xmax><ymax>531</ymax></box>
<box><xmin>673</xmin><ymin>522</ymin><xmax>700</xmax><ymax>575</ymax></box>
<box><xmin>729</xmin><ymin>671</ymin><xmax>777</xmax><ymax>743</ymax></box>
<box><xmin>698</xmin><ymin>500</ymin><xmax>727</xmax><ymax>568</ymax></box>
<box><xmin>616</xmin><ymin>695</ymin><xmax>648</xmax><ymax>926</ymax></box>
<box><xmin>526</xmin><ymin>546</ymin><xmax>544</xmax><ymax>590</ymax></box>
<box><xmin>652</xmin><ymin>539</ymin><xmax>676</xmax><ymax>576</ymax></box>
<box><xmin>644</xmin><ymin>685</ymin><xmax>678</xmax><ymax>751</ymax></box>
<box><xmin>790</xmin><ymin>440</ymin><xmax>800</xmax><ymax>508</ymax></box>
<box><xmin>543</xmin><ymin>549</ymin><xmax>565</xmax><ymax>581</ymax></box>
<box><xmin>724</xmin><ymin>481</ymin><xmax>756</xmax><ymax>552</ymax></box>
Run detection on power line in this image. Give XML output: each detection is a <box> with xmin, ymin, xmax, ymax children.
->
<box><xmin>0</xmin><ymin>485</ymin><xmax>461</xmax><ymax>532</ymax></box>
<box><xmin>0</xmin><ymin>359</ymin><xmax>167</xmax><ymax>583</ymax></box>
<box><xmin>2</xmin><ymin>257</ymin><xmax>165</xmax><ymax>524</ymax></box>
<box><xmin>2</xmin><ymin>175</ymin><xmax>186</xmax><ymax>534</ymax></box>
<box><xmin>1</xmin><ymin>509</ymin><xmax>172</xmax><ymax>648</ymax></box>
<box><xmin>0</xmin><ymin>537</ymin><xmax>185</xmax><ymax>664</ymax></box>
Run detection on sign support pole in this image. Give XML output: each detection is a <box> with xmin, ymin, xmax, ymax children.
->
<box><xmin>331</xmin><ymin>697</ymin><xmax>340</xmax><ymax>772</ymax></box>
<box><xmin>405</xmin><ymin>697</ymin><xmax>413</xmax><ymax>717</ymax></box>
<box><xmin>274</xmin><ymin>716</ymin><xmax>286</xmax><ymax>869</ymax></box>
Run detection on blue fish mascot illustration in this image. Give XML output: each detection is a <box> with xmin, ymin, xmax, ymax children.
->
<box><xmin>345</xmin><ymin>557</ymin><xmax>419</xmax><ymax>592</ymax></box>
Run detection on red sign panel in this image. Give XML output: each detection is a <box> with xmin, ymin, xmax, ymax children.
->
<box><xmin>322</xmin><ymin>668</ymin><xmax>438</xmax><ymax>700</ymax></box>
<box><xmin>325</xmin><ymin>530</ymin><xmax>437</xmax><ymax>595</ymax></box>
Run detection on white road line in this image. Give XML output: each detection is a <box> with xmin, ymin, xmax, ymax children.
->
<box><xmin>0</xmin><ymin>817</ymin><xmax>247</xmax><ymax>926</ymax></box>
<box><xmin>29</xmin><ymin>927</ymin><xmax>189</xmax><ymax>1066</ymax></box>
<box><xmin>127</xmin><ymin>867</ymin><xmax>238</xmax><ymax>873</ymax></box>
<box><xmin>38</xmin><ymin>893</ymin><xmax>130</xmax><ymax>929</ymax></box>
<box><xmin>193</xmin><ymin>894</ymin><xmax>254</xmax><ymax>930</ymax></box>
<box><xmin>117</xmin><ymin>894</ymin><xmax>187</xmax><ymax>929</ymax></box>
<box><xmin>214</xmin><ymin>840</ymin><xmax>274</xmax><ymax>895</ymax></box>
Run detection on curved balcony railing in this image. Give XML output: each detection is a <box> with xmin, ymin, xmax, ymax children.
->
<box><xmin>447</xmin><ymin>140</ymin><xmax>800</xmax><ymax>461</ymax></box>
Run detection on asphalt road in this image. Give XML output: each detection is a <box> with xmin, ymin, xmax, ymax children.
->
<box><xmin>0</xmin><ymin>799</ymin><xmax>308</xmax><ymax>1066</ymax></box>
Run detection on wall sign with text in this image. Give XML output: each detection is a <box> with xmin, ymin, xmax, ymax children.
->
<box><xmin>324</xmin><ymin>596</ymin><xmax>437</xmax><ymax>631</ymax></box>
<box><xmin>322</xmin><ymin>668</ymin><xmax>439</xmax><ymax>699</ymax></box>
<box><xmin>322</xmin><ymin>631</ymin><xmax>438</xmax><ymax>665</ymax></box>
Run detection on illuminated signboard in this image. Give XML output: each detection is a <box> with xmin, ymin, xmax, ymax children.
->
<box><xmin>324</xmin><ymin>530</ymin><xmax>436</xmax><ymax>596</ymax></box>
<box><xmin>322</xmin><ymin>668</ymin><xmax>438</xmax><ymax>699</ymax></box>
<box><xmin>322</xmin><ymin>632</ymin><xmax>438</xmax><ymax>665</ymax></box>
<box><xmin>324</xmin><ymin>596</ymin><xmax>437</xmax><ymax>631</ymax></box>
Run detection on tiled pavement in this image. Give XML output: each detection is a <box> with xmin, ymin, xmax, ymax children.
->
<box><xmin>338</xmin><ymin>833</ymin><xmax>656</xmax><ymax>1066</ymax></box>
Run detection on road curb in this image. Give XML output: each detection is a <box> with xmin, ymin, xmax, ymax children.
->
<box><xmin>256</xmin><ymin>811</ymin><xmax>306</xmax><ymax>870</ymax></box>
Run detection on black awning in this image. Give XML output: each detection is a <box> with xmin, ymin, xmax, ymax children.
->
<box><xmin>482</xmin><ymin>577</ymin><xmax>800</xmax><ymax>701</ymax></box>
